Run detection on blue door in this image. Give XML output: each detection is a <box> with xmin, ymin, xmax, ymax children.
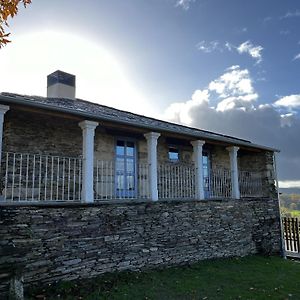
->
<box><xmin>115</xmin><ymin>140</ymin><xmax>136</xmax><ymax>198</ymax></box>
<box><xmin>203</xmin><ymin>152</ymin><xmax>210</xmax><ymax>198</ymax></box>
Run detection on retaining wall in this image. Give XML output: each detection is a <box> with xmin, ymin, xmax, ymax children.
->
<box><xmin>0</xmin><ymin>198</ymin><xmax>281</xmax><ymax>297</ymax></box>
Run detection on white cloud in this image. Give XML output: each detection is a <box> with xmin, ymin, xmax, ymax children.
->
<box><xmin>208</xmin><ymin>65</ymin><xmax>257</xmax><ymax>111</ymax></box>
<box><xmin>216</xmin><ymin>94</ymin><xmax>258</xmax><ymax>112</ymax></box>
<box><xmin>196</xmin><ymin>40</ymin><xmax>220</xmax><ymax>53</ymax></box>
<box><xmin>279</xmin><ymin>180</ymin><xmax>300</xmax><ymax>188</ymax></box>
<box><xmin>237</xmin><ymin>41</ymin><xmax>263</xmax><ymax>64</ymax></box>
<box><xmin>280</xmin><ymin>113</ymin><xmax>294</xmax><ymax>127</ymax></box>
<box><xmin>225</xmin><ymin>42</ymin><xmax>234</xmax><ymax>51</ymax></box>
<box><xmin>263</xmin><ymin>16</ymin><xmax>272</xmax><ymax>23</ymax></box>
<box><xmin>198</xmin><ymin>41</ymin><xmax>263</xmax><ymax>65</ymax></box>
<box><xmin>281</xmin><ymin>10</ymin><xmax>300</xmax><ymax>19</ymax></box>
<box><xmin>163</xmin><ymin>89</ymin><xmax>209</xmax><ymax>124</ymax></box>
<box><xmin>280</xmin><ymin>30</ymin><xmax>290</xmax><ymax>35</ymax></box>
<box><xmin>176</xmin><ymin>0</ymin><xmax>195</xmax><ymax>10</ymax></box>
<box><xmin>274</xmin><ymin>95</ymin><xmax>300</xmax><ymax>108</ymax></box>
<box><xmin>164</xmin><ymin>65</ymin><xmax>257</xmax><ymax>120</ymax></box>
<box><xmin>163</xmin><ymin>66</ymin><xmax>300</xmax><ymax>182</ymax></box>
<box><xmin>293</xmin><ymin>53</ymin><xmax>300</xmax><ymax>61</ymax></box>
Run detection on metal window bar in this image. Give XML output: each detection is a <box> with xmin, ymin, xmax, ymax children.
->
<box><xmin>158</xmin><ymin>163</ymin><xmax>195</xmax><ymax>199</ymax></box>
<box><xmin>94</xmin><ymin>160</ymin><xmax>149</xmax><ymax>200</ymax></box>
<box><xmin>239</xmin><ymin>170</ymin><xmax>263</xmax><ymax>197</ymax></box>
<box><xmin>0</xmin><ymin>152</ymin><xmax>82</xmax><ymax>202</ymax></box>
<box><xmin>208</xmin><ymin>168</ymin><xmax>232</xmax><ymax>199</ymax></box>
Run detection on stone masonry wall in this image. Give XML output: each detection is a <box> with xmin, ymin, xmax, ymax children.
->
<box><xmin>3</xmin><ymin>110</ymin><xmax>82</xmax><ymax>157</ymax></box>
<box><xmin>239</xmin><ymin>151</ymin><xmax>277</xmax><ymax>197</ymax></box>
<box><xmin>0</xmin><ymin>198</ymin><xmax>281</xmax><ymax>297</ymax></box>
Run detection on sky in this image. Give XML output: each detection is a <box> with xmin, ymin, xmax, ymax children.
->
<box><xmin>1</xmin><ymin>0</ymin><xmax>300</xmax><ymax>188</ymax></box>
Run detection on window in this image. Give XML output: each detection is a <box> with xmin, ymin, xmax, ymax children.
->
<box><xmin>168</xmin><ymin>147</ymin><xmax>179</xmax><ymax>161</ymax></box>
<box><xmin>115</xmin><ymin>139</ymin><xmax>136</xmax><ymax>198</ymax></box>
<box><xmin>202</xmin><ymin>152</ymin><xmax>210</xmax><ymax>198</ymax></box>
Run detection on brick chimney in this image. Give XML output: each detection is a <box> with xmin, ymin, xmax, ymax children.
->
<box><xmin>47</xmin><ymin>70</ymin><xmax>76</xmax><ymax>99</ymax></box>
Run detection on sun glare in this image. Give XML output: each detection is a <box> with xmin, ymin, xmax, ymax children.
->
<box><xmin>0</xmin><ymin>30</ymin><xmax>156</xmax><ymax>116</ymax></box>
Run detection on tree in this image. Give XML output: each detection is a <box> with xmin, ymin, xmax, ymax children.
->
<box><xmin>0</xmin><ymin>0</ymin><xmax>31</xmax><ymax>48</ymax></box>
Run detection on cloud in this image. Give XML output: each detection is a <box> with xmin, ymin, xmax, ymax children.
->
<box><xmin>198</xmin><ymin>40</ymin><xmax>264</xmax><ymax>65</ymax></box>
<box><xmin>274</xmin><ymin>95</ymin><xmax>300</xmax><ymax>108</ymax></box>
<box><xmin>293</xmin><ymin>53</ymin><xmax>300</xmax><ymax>61</ymax></box>
<box><xmin>163</xmin><ymin>66</ymin><xmax>300</xmax><ymax>183</ymax></box>
<box><xmin>237</xmin><ymin>41</ymin><xmax>263</xmax><ymax>64</ymax></box>
<box><xmin>280</xmin><ymin>10</ymin><xmax>300</xmax><ymax>19</ymax></box>
<box><xmin>280</xmin><ymin>30</ymin><xmax>290</xmax><ymax>35</ymax></box>
<box><xmin>176</xmin><ymin>0</ymin><xmax>195</xmax><ymax>10</ymax></box>
<box><xmin>164</xmin><ymin>89</ymin><xmax>209</xmax><ymax>124</ymax></box>
<box><xmin>263</xmin><ymin>16</ymin><xmax>272</xmax><ymax>23</ymax></box>
<box><xmin>196</xmin><ymin>40</ymin><xmax>220</xmax><ymax>53</ymax></box>
<box><xmin>279</xmin><ymin>180</ymin><xmax>300</xmax><ymax>188</ymax></box>
<box><xmin>225</xmin><ymin>42</ymin><xmax>234</xmax><ymax>51</ymax></box>
<box><xmin>280</xmin><ymin>113</ymin><xmax>294</xmax><ymax>127</ymax></box>
<box><xmin>208</xmin><ymin>65</ymin><xmax>258</xmax><ymax>111</ymax></box>
<box><xmin>209</xmin><ymin>66</ymin><xmax>254</xmax><ymax>96</ymax></box>
<box><xmin>164</xmin><ymin>65</ymin><xmax>257</xmax><ymax>119</ymax></box>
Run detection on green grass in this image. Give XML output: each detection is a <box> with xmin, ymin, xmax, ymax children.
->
<box><xmin>288</xmin><ymin>210</ymin><xmax>300</xmax><ymax>218</ymax></box>
<box><xmin>27</xmin><ymin>256</ymin><xmax>300</xmax><ymax>300</ymax></box>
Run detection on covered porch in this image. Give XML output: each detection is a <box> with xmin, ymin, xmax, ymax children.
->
<box><xmin>0</xmin><ymin>104</ymin><xmax>272</xmax><ymax>203</ymax></box>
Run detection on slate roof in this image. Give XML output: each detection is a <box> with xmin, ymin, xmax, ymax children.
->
<box><xmin>0</xmin><ymin>92</ymin><xmax>278</xmax><ymax>152</ymax></box>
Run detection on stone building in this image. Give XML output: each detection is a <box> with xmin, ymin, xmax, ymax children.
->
<box><xmin>0</xmin><ymin>71</ymin><xmax>282</xmax><ymax>297</ymax></box>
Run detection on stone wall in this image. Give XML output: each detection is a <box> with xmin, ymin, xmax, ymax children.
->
<box><xmin>3</xmin><ymin>110</ymin><xmax>82</xmax><ymax>157</ymax></box>
<box><xmin>238</xmin><ymin>150</ymin><xmax>276</xmax><ymax>198</ymax></box>
<box><xmin>0</xmin><ymin>198</ymin><xmax>281</xmax><ymax>298</ymax></box>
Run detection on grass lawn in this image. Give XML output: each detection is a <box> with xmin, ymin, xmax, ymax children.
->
<box><xmin>27</xmin><ymin>255</ymin><xmax>300</xmax><ymax>300</ymax></box>
<box><xmin>286</xmin><ymin>210</ymin><xmax>300</xmax><ymax>218</ymax></box>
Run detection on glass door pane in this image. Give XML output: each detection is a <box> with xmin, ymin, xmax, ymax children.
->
<box><xmin>203</xmin><ymin>152</ymin><xmax>210</xmax><ymax>198</ymax></box>
<box><xmin>115</xmin><ymin>139</ymin><xmax>136</xmax><ymax>198</ymax></box>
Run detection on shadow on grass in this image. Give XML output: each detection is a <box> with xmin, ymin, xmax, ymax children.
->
<box><xmin>26</xmin><ymin>255</ymin><xmax>300</xmax><ymax>300</ymax></box>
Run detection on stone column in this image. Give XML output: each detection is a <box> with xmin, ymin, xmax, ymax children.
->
<box><xmin>191</xmin><ymin>140</ymin><xmax>205</xmax><ymax>200</ymax></box>
<box><xmin>144</xmin><ymin>132</ymin><xmax>160</xmax><ymax>201</ymax></box>
<box><xmin>79</xmin><ymin>120</ymin><xmax>98</xmax><ymax>203</ymax></box>
<box><xmin>226</xmin><ymin>146</ymin><xmax>240</xmax><ymax>199</ymax></box>
<box><xmin>0</xmin><ymin>105</ymin><xmax>9</xmax><ymax>166</ymax></box>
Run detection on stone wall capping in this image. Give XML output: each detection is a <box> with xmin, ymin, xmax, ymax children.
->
<box><xmin>0</xmin><ymin>197</ymin><xmax>276</xmax><ymax>208</ymax></box>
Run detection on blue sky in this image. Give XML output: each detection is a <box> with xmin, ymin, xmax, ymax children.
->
<box><xmin>8</xmin><ymin>0</ymin><xmax>300</xmax><ymax>108</ymax></box>
<box><xmin>1</xmin><ymin>0</ymin><xmax>300</xmax><ymax>186</ymax></box>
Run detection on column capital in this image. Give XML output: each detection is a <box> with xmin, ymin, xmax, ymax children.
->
<box><xmin>0</xmin><ymin>105</ymin><xmax>9</xmax><ymax>114</ymax></box>
<box><xmin>191</xmin><ymin>140</ymin><xmax>205</xmax><ymax>148</ymax></box>
<box><xmin>144</xmin><ymin>132</ymin><xmax>160</xmax><ymax>140</ymax></box>
<box><xmin>79</xmin><ymin>120</ymin><xmax>99</xmax><ymax>130</ymax></box>
<box><xmin>226</xmin><ymin>146</ymin><xmax>239</xmax><ymax>155</ymax></box>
